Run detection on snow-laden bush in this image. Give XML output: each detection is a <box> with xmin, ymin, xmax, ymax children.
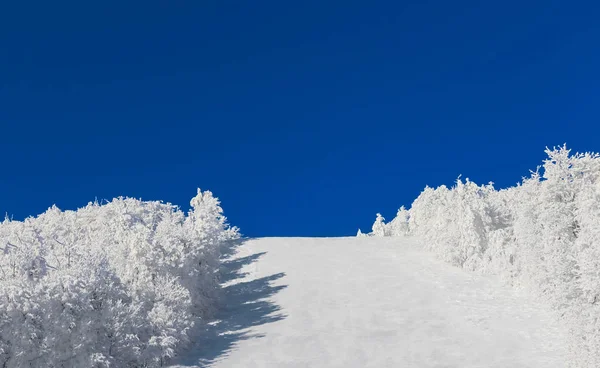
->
<box><xmin>369</xmin><ymin>208</ymin><xmax>410</xmax><ymax>237</ymax></box>
<box><xmin>362</xmin><ymin>145</ymin><xmax>600</xmax><ymax>367</ymax></box>
<box><xmin>0</xmin><ymin>189</ymin><xmax>239</xmax><ymax>367</ymax></box>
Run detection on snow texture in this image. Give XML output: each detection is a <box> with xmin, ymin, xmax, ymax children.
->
<box><xmin>171</xmin><ymin>237</ymin><xmax>567</xmax><ymax>368</ymax></box>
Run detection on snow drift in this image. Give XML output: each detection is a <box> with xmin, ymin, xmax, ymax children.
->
<box><xmin>363</xmin><ymin>145</ymin><xmax>600</xmax><ymax>367</ymax></box>
<box><xmin>0</xmin><ymin>189</ymin><xmax>238</xmax><ymax>367</ymax></box>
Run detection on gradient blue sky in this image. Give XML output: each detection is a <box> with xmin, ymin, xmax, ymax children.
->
<box><xmin>1</xmin><ymin>1</ymin><xmax>599</xmax><ymax>236</ymax></box>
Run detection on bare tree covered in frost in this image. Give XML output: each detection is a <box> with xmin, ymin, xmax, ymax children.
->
<box><xmin>361</xmin><ymin>145</ymin><xmax>600</xmax><ymax>367</ymax></box>
<box><xmin>0</xmin><ymin>189</ymin><xmax>239</xmax><ymax>368</ymax></box>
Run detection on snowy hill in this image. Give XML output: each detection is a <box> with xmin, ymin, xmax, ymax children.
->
<box><xmin>172</xmin><ymin>237</ymin><xmax>567</xmax><ymax>368</ymax></box>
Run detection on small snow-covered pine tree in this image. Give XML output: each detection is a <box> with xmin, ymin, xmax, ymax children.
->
<box><xmin>372</xmin><ymin>213</ymin><xmax>386</xmax><ymax>237</ymax></box>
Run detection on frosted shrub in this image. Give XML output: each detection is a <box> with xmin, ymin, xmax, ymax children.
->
<box><xmin>369</xmin><ymin>208</ymin><xmax>410</xmax><ymax>238</ymax></box>
<box><xmin>371</xmin><ymin>214</ymin><xmax>386</xmax><ymax>237</ymax></box>
<box><xmin>385</xmin><ymin>207</ymin><xmax>410</xmax><ymax>236</ymax></box>
<box><xmin>0</xmin><ymin>189</ymin><xmax>238</xmax><ymax>367</ymax></box>
<box><xmin>406</xmin><ymin>179</ymin><xmax>502</xmax><ymax>270</ymax></box>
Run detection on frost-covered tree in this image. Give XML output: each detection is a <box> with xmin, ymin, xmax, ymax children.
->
<box><xmin>0</xmin><ymin>189</ymin><xmax>238</xmax><ymax>367</ymax></box>
<box><xmin>404</xmin><ymin>178</ymin><xmax>498</xmax><ymax>269</ymax></box>
<box><xmin>364</xmin><ymin>145</ymin><xmax>600</xmax><ymax>366</ymax></box>
<box><xmin>371</xmin><ymin>214</ymin><xmax>386</xmax><ymax>237</ymax></box>
<box><xmin>385</xmin><ymin>206</ymin><xmax>410</xmax><ymax>236</ymax></box>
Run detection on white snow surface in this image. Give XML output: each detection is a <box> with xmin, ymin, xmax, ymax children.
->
<box><xmin>172</xmin><ymin>237</ymin><xmax>568</xmax><ymax>368</ymax></box>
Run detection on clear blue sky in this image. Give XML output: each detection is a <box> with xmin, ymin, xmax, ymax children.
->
<box><xmin>1</xmin><ymin>1</ymin><xmax>599</xmax><ymax>236</ymax></box>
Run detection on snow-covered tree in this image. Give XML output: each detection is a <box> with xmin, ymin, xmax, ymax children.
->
<box><xmin>371</xmin><ymin>214</ymin><xmax>386</xmax><ymax>237</ymax></box>
<box><xmin>365</xmin><ymin>145</ymin><xmax>600</xmax><ymax>366</ymax></box>
<box><xmin>387</xmin><ymin>206</ymin><xmax>410</xmax><ymax>236</ymax></box>
<box><xmin>0</xmin><ymin>189</ymin><xmax>239</xmax><ymax>367</ymax></box>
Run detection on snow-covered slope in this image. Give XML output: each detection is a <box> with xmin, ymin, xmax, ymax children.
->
<box><xmin>172</xmin><ymin>237</ymin><xmax>568</xmax><ymax>368</ymax></box>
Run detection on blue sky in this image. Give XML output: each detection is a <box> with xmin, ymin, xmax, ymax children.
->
<box><xmin>1</xmin><ymin>1</ymin><xmax>599</xmax><ymax>236</ymax></box>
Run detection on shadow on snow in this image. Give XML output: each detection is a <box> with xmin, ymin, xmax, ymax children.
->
<box><xmin>172</xmin><ymin>238</ymin><xmax>287</xmax><ymax>367</ymax></box>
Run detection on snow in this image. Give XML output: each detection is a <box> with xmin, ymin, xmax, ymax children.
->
<box><xmin>172</xmin><ymin>236</ymin><xmax>568</xmax><ymax>368</ymax></box>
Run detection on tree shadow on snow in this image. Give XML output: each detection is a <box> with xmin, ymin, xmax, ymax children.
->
<box><xmin>218</xmin><ymin>250</ymin><xmax>267</xmax><ymax>284</ymax></box>
<box><xmin>173</xmin><ymin>239</ymin><xmax>287</xmax><ymax>367</ymax></box>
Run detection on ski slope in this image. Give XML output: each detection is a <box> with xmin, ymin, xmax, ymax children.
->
<box><xmin>172</xmin><ymin>237</ymin><xmax>568</xmax><ymax>368</ymax></box>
